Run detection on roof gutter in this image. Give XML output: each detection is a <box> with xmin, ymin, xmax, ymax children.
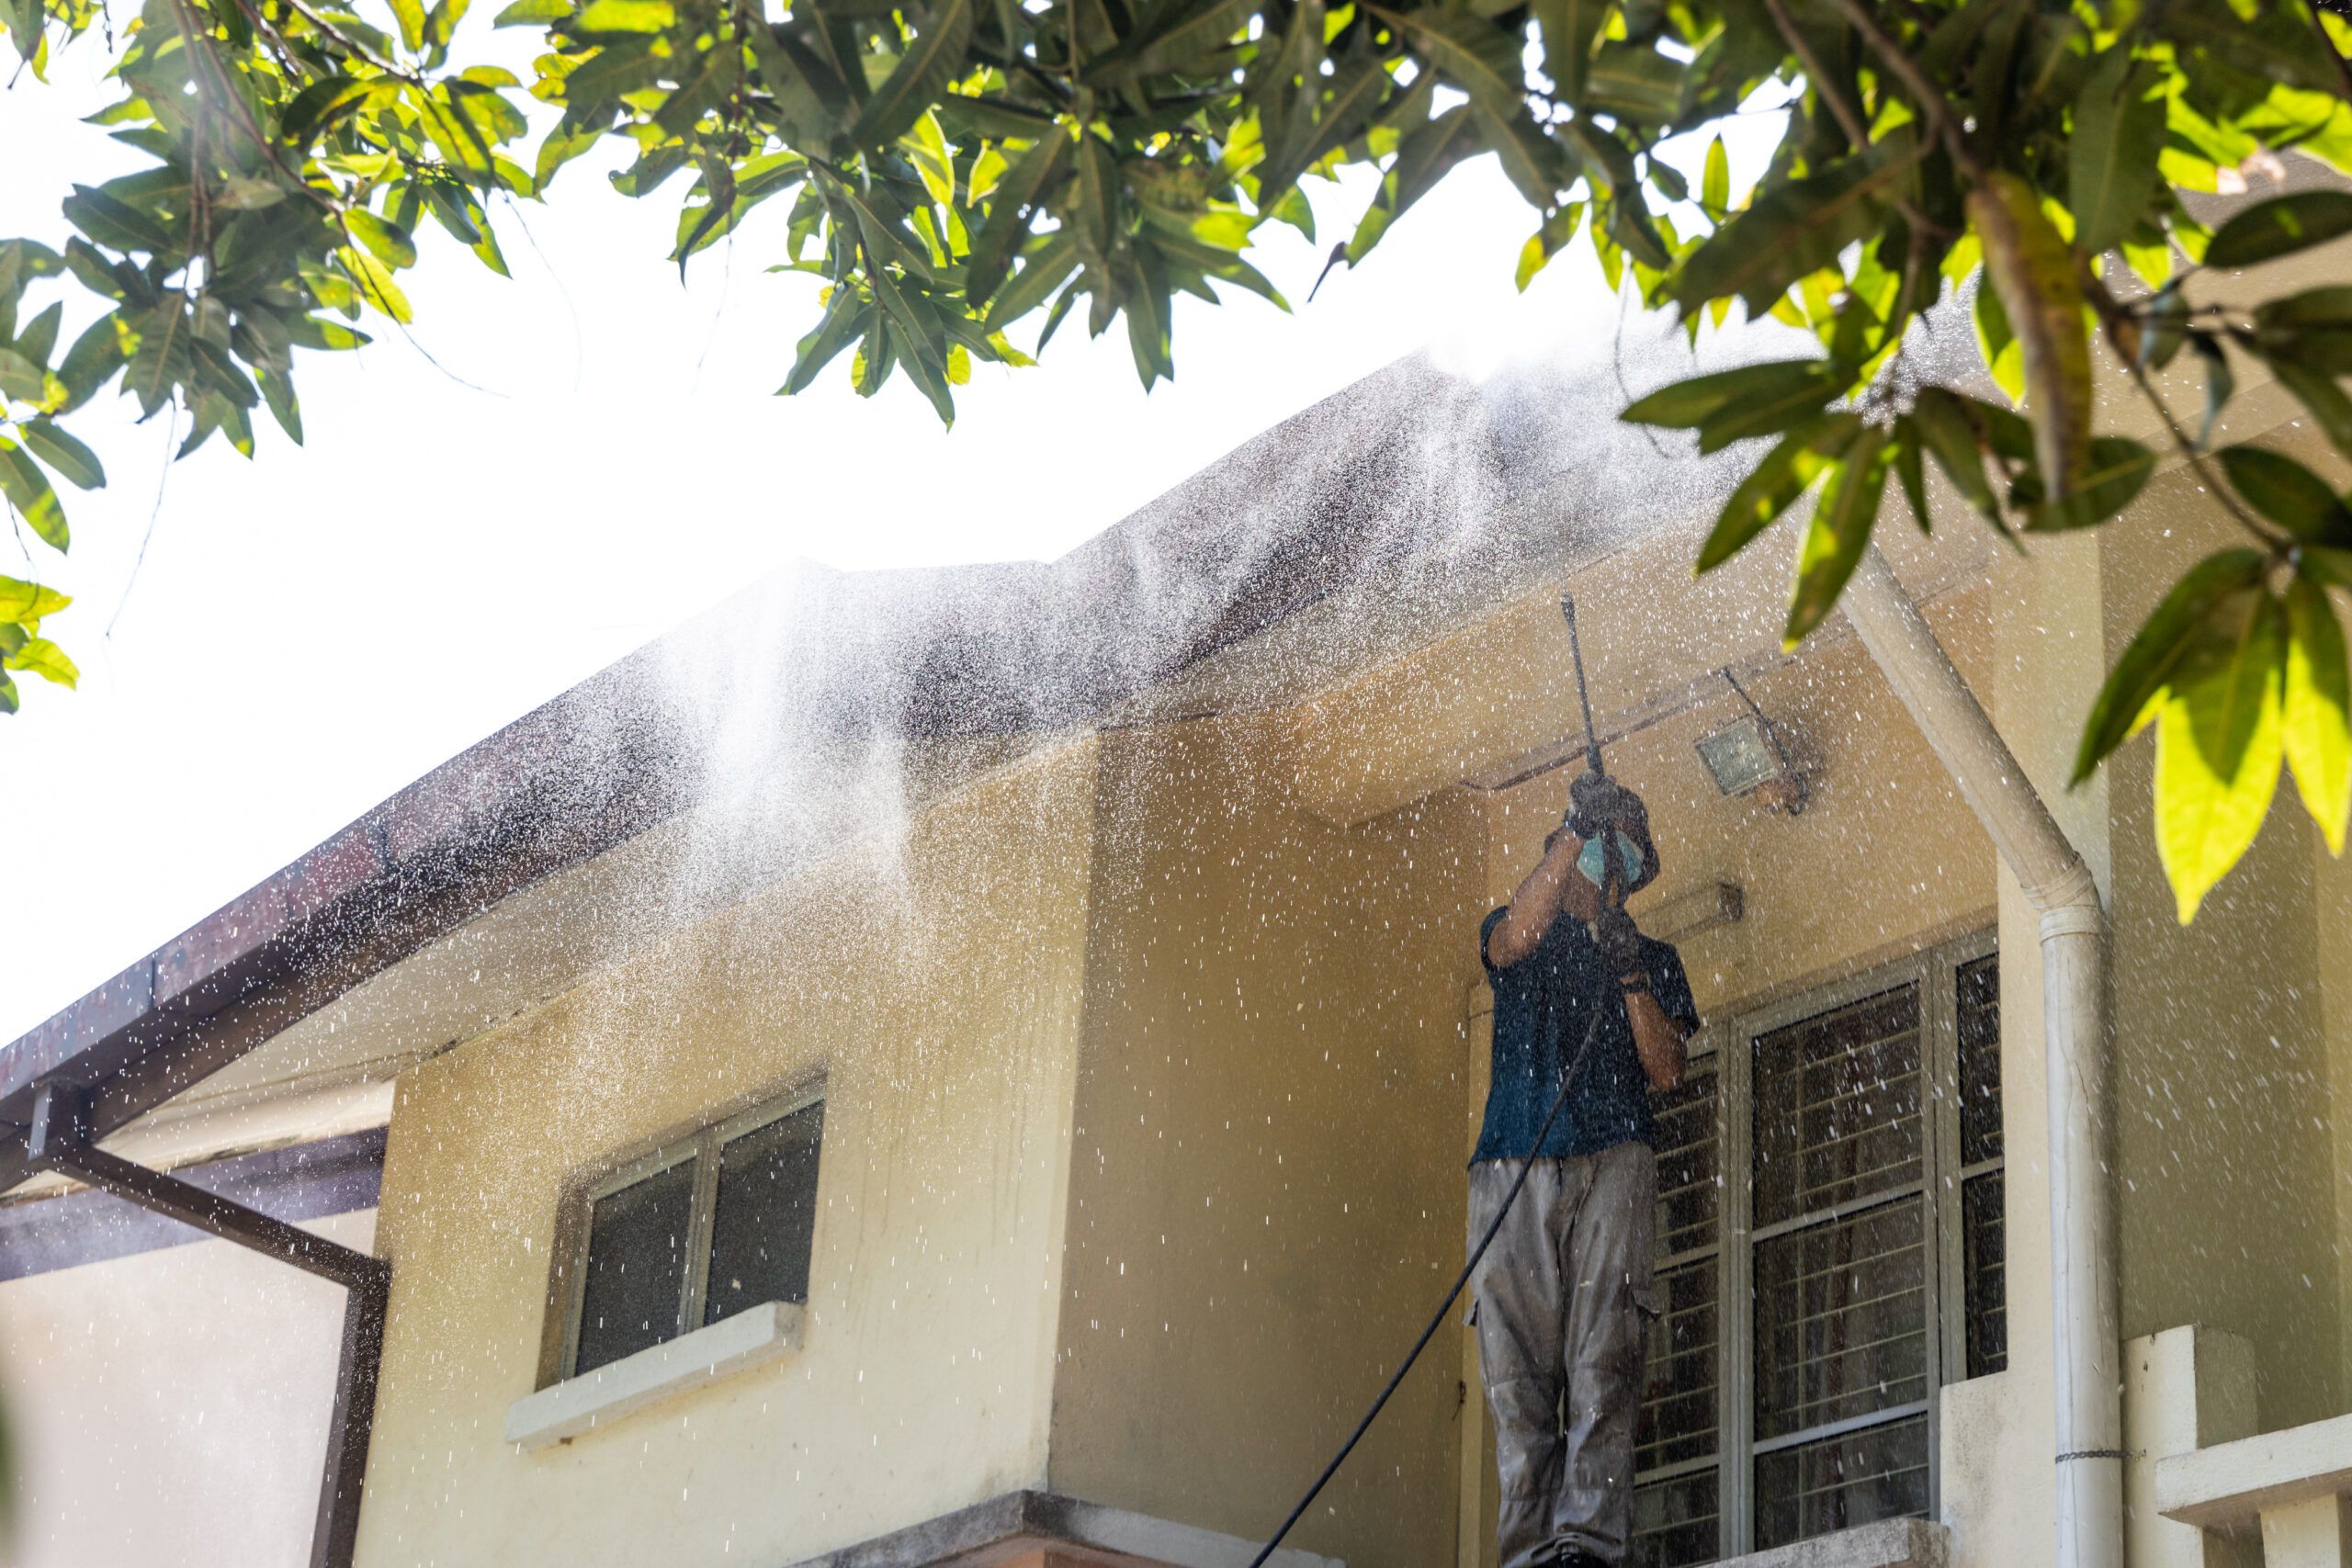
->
<box><xmin>1842</xmin><ymin>544</ymin><xmax>2120</xmax><ymax>1568</ymax></box>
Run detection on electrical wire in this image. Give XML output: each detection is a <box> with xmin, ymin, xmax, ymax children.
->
<box><xmin>1245</xmin><ymin>867</ymin><xmax>1624</xmax><ymax>1568</ymax></box>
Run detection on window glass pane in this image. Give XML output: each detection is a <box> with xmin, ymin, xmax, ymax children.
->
<box><xmin>1753</xmin><ymin>1196</ymin><xmax>1928</xmax><ymax>1438</ymax></box>
<box><xmin>1753</xmin><ymin>985</ymin><xmax>1922</xmax><ymax>1228</ymax></box>
<box><xmin>1754</xmin><ymin>1414</ymin><xmax>1929</xmax><ymax>1550</ymax></box>
<box><xmin>704</xmin><ymin>1101</ymin><xmax>824</xmax><ymax>1325</ymax></box>
<box><xmin>1956</xmin><ymin>954</ymin><xmax>2002</xmax><ymax>1166</ymax></box>
<box><xmin>1654</xmin><ymin>1062</ymin><xmax>1719</xmax><ymax>1257</ymax></box>
<box><xmin>1640</xmin><ymin>1256</ymin><xmax>1720</xmax><ymax>1472</ymax></box>
<box><xmin>1962</xmin><ymin>1170</ymin><xmax>2007</xmax><ymax>1377</ymax></box>
<box><xmin>1634</xmin><ymin>1468</ymin><xmax>1719</xmax><ymax>1568</ymax></box>
<box><xmin>575</xmin><ymin>1156</ymin><xmax>697</xmax><ymax>1375</ymax></box>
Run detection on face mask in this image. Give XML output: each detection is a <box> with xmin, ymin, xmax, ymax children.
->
<box><xmin>1577</xmin><ymin>829</ymin><xmax>1645</xmax><ymax>890</ymax></box>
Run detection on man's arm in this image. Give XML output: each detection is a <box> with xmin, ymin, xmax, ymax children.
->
<box><xmin>1487</xmin><ymin>829</ymin><xmax>1599</xmax><ymax>969</ymax></box>
<box><xmin>1623</xmin><ymin>985</ymin><xmax>1690</xmax><ymax>1091</ymax></box>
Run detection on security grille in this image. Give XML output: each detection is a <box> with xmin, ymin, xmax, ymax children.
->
<box><xmin>1632</xmin><ymin>934</ymin><xmax>2003</xmax><ymax>1566</ymax></box>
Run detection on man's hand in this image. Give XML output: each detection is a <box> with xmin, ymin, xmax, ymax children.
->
<box><xmin>1593</xmin><ymin>899</ymin><xmax>1644</xmax><ymax>980</ymax></box>
<box><xmin>1568</xmin><ymin>772</ymin><xmax>1648</xmax><ymax>841</ymax></box>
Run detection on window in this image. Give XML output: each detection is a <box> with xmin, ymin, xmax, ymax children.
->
<box><xmin>560</xmin><ymin>1089</ymin><xmax>825</xmax><ymax>1381</ymax></box>
<box><xmin>1633</xmin><ymin>937</ymin><xmax>2004</xmax><ymax>1566</ymax></box>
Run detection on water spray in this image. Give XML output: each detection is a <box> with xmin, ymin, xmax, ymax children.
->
<box><xmin>1244</xmin><ymin>587</ymin><xmax>1628</xmax><ymax>1568</ymax></box>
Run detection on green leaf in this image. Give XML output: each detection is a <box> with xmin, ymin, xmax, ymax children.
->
<box><xmin>390</xmin><ymin>0</ymin><xmax>426</xmax><ymax>51</ymax></box>
<box><xmin>1100</xmin><ymin>0</ymin><xmax>1257</xmax><ymax>78</ymax></box>
<box><xmin>1894</xmin><ymin>418</ymin><xmax>1928</xmax><ymax>535</ymax></box>
<box><xmin>572</xmin><ymin>0</ymin><xmax>667</xmax><ymax>28</ymax></box>
<box><xmin>124</xmin><ymin>299</ymin><xmax>191</xmax><ymax>418</ymax></box>
<box><xmin>1583</xmin><ymin>40</ymin><xmax>1682</xmax><ymax>124</ymax></box>
<box><xmin>1702</xmin><ymin>134</ymin><xmax>1729</xmax><ymax>217</ymax></box>
<box><xmin>1969</xmin><ymin>170</ymin><xmax>2091</xmax><ymax>497</ymax></box>
<box><xmin>1621</xmin><ymin>358</ymin><xmax>1846</xmax><ymax>455</ymax></box>
<box><xmin>50</xmin><ymin>315</ymin><xmax>120</xmax><ymax>415</ymax></box>
<box><xmin>61</xmin><ymin>184</ymin><xmax>175</xmax><ymax>254</ymax></box>
<box><xmin>0</xmin><ymin>574</ymin><xmax>67</xmax><ymax>622</ymax></box>
<box><xmin>278</xmin><ymin>76</ymin><xmax>381</xmax><ymax>142</ymax></box>
<box><xmin>1909</xmin><ymin>386</ymin><xmax>2001</xmax><ymax>525</ymax></box>
<box><xmin>18</xmin><ymin>420</ymin><xmax>102</xmax><ymax>490</ymax></box>
<box><xmin>255</xmin><ymin>366</ymin><xmax>303</xmax><ymax>443</ymax></box>
<box><xmin>2022</xmin><ymin>437</ymin><xmax>2154</xmax><ymax>532</ymax></box>
<box><xmin>1784</xmin><ymin>423</ymin><xmax>1892</xmax><ymax>646</ymax></box>
<box><xmin>494</xmin><ymin>0</ymin><xmax>572</xmax><ymax>23</ymax></box>
<box><xmin>2206</xmin><ymin>190</ymin><xmax>2352</xmax><ymax>269</ymax></box>
<box><xmin>850</xmin><ymin>0</ymin><xmax>974</xmax><ymax>149</ymax></box>
<box><xmin>2251</xmin><ymin>287</ymin><xmax>2352</xmax><ymax>377</ymax></box>
<box><xmin>1346</xmin><ymin>106</ymin><xmax>1478</xmax><ymax>264</ymax></box>
<box><xmin>967</xmin><ymin>132</ymin><xmax>1069</xmax><ymax>305</ymax></box>
<box><xmin>2187</xmin><ymin>334</ymin><xmax>2233</xmax><ymax>451</ymax></box>
<box><xmin>1673</xmin><ymin>132</ymin><xmax>1919</xmax><ymax>316</ymax></box>
<box><xmin>1529</xmin><ymin>0</ymin><xmax>1604</xmax><ymax>98</ymax></box>
<box><xmin>986</xmin><ymin>231</ymin><xmax>1080</xmax><ymax>334</ymax></box>
<box><xmin>339</xmin><ymin>247</ymin><xmax>414</xmax><ymax>323</ymax></box>
<box><xmin>1392</xmin><ymin>10</ymin><xmax>1524</xmax><ymax>130</ymax></box>
<box><xmin>2269</xmin><ymin>360</ymin><xmax>2352</xmax><ymax>462</ymax></box>
<box><xmin>0</xmin><ymin>347</ymin><xmax>41</xmax><ymax>402</ymax></box>
<box><xmin>2068</xmin><ymin>47</ymin><xmax>2165</xmax><ymax>258</ymax></box>
<box><xmin>2283</xmin><ymin>570</ymin><xmax>2351</xmax><ymax>855</ymax></box>
<box><xmin>2072</xmin><ymin>548</ymin><xmax>2267</xmax><ymax>784</ymax></box>
<box><xmin>5</xmin><ymin>634</ymin><xmax>75</xmax><ymax>688</ymax></box>
<box><xmin>1694</xmin><ymin>413</ymin><xmax>1855</xmax><ymax>574</ymax></box>
<box><xmin>2217</xmin><ymin>446</ymin><xmax>2352</xmax><ymax>545</ymax></box>
<box><xmin>2154</xmin><ymin>591</ymin><xmax>2286</xmax><ymax>922</ymax></box>
<box><xmin>14</xmin><ymin>300</ymin><xmax>61</xmax><ymax>367</ymax></box>
<box><xmin>346</xmin><ymin>209</ymin><xmax>418</xmax><ymax>270</ymax></box>
<box><xmin>0</xmin><ymin>439</ymin><xmax>66</xmax><ymax>551</ymax></box>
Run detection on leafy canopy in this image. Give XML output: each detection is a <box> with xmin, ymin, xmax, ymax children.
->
<box><xmin>3</xmin><ymin>0</ymin><xmax>2352</xmax><ymax>917</ymax></box>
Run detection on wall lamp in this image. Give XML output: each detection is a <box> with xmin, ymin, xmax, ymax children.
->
<box><xmin>1695</xmin><ymin>670</ymin><xmax>1809</xmax><ymax>815</ymax></box>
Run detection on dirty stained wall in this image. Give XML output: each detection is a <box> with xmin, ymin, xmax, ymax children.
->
<box><xmin>354</xmin><ymin>738</ymin><xmax>1101</xmax><ymax>1568</ymax></box>
<box><xmin>1047</xmin><ymin>714</ymin><xmax>1487</xmax><ymax>1568</ymax></box>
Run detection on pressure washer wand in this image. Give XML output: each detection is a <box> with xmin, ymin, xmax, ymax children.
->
<box><xmin>1562</xmin><ymin>591</ymin><xmax>1604</xmax><ymax>780</ymax></box>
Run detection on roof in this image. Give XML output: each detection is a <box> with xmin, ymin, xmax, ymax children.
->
<box><xmin>0</xmin><ymin>329</ymin><xmax>1773</xmax><ymax>1191</ymax></box>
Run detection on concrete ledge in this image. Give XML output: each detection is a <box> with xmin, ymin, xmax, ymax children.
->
<box><xmin>503</xmin><ymin>1300</ymin><xmax>801</xmax><ymax>1449</ymax></box>
<box><xmin>1713</xmin><ymin>1517</ymin><xmax>1949</xmax><ymax>1568</ymax></box>
<box><xmin>778</xmin><ymin>1491</ymin><xmax>1343</xmax><ymax>1568</ymax></box>
<box><xmin>2155</xmin><ymin>1412</ymin><xmax>2352</xmax><ymax>1530</ymax></box>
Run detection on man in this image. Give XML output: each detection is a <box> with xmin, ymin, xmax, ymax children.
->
<box><xmin>1471</xmin><ymin>771</ymin><xmax>1700</xmax><ymax>1568</ymax></box>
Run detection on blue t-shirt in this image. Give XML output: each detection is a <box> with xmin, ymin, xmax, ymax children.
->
<box><xmin>1473</xmin><ymin>905</ymin><xmax>1701</xmax><ymax>1164</ymax></box>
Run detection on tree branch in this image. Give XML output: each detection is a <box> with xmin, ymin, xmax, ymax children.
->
<box><xmin>2121</xmin><ymin>355</ymin><xmax>2284</xmax><ymax>550</ymax></box>
<box><xmin>1759</xmin><ymin>0</ymin><xmax>1868</xmax><ymax>151</ymax></box>
<box><xmin>1826</xmin><ymin>0</ymin><xmax>1984</xmax><ymax>179</ymax></box>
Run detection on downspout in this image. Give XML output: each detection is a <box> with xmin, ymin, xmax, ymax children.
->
<box><xmin>1840</xmin><ymin>545</ymin><xmax>2121</xmax><ymax>1568</ymax></box>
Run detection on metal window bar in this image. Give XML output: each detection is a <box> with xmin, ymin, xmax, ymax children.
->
<box><xmin>1633</xmin><ymin>932</ymin><xmax>1998</xmax><ymax>1564</ymax></box>
<box><xmin>559</xmin><ymin>1080</ymin><xmax>826</xmax><ymax>1383</ymax></box>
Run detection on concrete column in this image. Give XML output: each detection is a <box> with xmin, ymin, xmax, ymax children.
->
<box><xmin>2259</xmin><ymin>1496</ymin><xmax>2352</xmax><ymax>1568</ymax></box>
<box><xmin>2122</xmin><ymin>1325</ymin><xmax>2258</xmax><ymax>1568</ymax></box>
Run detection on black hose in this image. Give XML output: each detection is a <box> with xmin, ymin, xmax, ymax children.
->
<box><xmin>1245</xmin><ymin>885</ymin><xmax>1622</xmax><ymax>1568</ymax></box>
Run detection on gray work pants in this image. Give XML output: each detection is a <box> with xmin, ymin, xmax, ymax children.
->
<box><xmin>1468</xmin><ymin>1142</ymin><xmax>1658</xmax><ymax>1568</ymax></box>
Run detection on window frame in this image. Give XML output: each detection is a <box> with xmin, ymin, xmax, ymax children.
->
<box><xmin>554</xmin><ymin>1079</ymin><xmax>827</xmax><ymax>1385</ymax></box>
<box><xmin>1641</xmin><ymin>928</ymin><xmax>1999</xmax><ymax>1563</ymax></box>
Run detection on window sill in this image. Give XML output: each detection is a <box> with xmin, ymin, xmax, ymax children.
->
<box><xmin>504</xmin><ymin>1300</ymin><xmax>803</xmax><ymax>1450</ymax></box>
<box><xmin>1713</xmin><ymin>1517</ymin><xmax>1948</xmax><ymax>1568</ymax></box>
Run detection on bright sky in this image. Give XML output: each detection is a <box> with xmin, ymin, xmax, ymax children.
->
<box><xmin>0</xmin><ymin>37</ymin><xmax>1756</xmax><ymax>1043</ymax></box>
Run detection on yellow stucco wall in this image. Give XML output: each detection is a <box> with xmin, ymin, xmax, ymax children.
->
<box><xmin>2095</xmin><ymin>470</ymin><xmax>2348</xmax><ymax>1431</ymax></box>
<box><xmin>1046</xmin><ymin>715</ymin><xmax>1487</xmax><ymax>1568</ymax></box>
<box><xmin>355</xmin><ymin>738</ymin><xmax>1101</xmax><ymax>1568</ymax></box>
